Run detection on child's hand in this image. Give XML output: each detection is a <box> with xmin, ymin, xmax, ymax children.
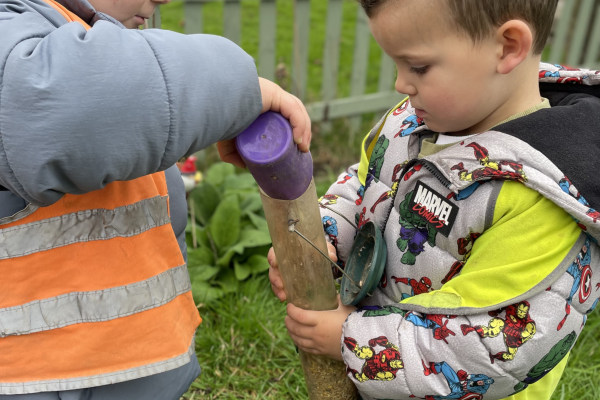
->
<box><xmin>217</xmin><ymin>77</ymin><xmax>311</xmax><ymax>168</ymax></box>
<box><xmin>285</xmin><ymin>297</ymin><xmax>356</xmax><ymax>361</ymax></box>
<box><xmin>267</xmin><ymin>247</ymin><xmax>287</xmax><ymax>302</ymax></box>
<box><xmin>269</xmin><ymin>241</ymin><xmax>349</xmax><ymax>360</ymax></box>
<box><xmin>257</xmin><ymin>77</ymin><xmax>311</xmax><ymax>152</ymax></box>
<box><xmin>268</xmin><ymin>242</ymin><xmax>338</xmax><ymax>303</ymax></box>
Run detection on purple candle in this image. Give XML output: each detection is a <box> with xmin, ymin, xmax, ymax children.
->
<box><xmin>236</xmin><ymin>112</ymin><xmax>313</xmax><ymax>200</ymax></box>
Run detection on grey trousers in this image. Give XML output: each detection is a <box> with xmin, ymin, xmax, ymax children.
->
<box><xmin>0</xmin><ymin>354</ymin><xmax>201</xmax><ymax>400</ymax></box>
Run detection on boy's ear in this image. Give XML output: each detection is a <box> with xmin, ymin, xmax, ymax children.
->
<box><xmin>495</xmin><ymin>20</ymin><xmax>534</xmax><ymax>74</ymax></box>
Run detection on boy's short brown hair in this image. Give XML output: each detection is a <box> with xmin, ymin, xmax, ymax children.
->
<box><xmin>358</xmin><ymin>0</ymin><xmax>559</xmax><ymax>54</ymax></box>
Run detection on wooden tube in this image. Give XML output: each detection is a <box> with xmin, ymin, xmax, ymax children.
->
<box><xmin>260</xmin><ymin>179</ymin><xmax>336</xmax><ymax>309</ymax></box>
<box><xmin>236</xmin><ymin>112</ymin><xmax>357</xmax><ymax>398</ymax></box>
<box><xmin>260</xmin><ymin>179</ymin><xmax>357</xmax><ymax>399</ymax></box>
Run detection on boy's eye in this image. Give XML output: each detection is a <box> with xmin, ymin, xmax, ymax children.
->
<box><xmin>410</xmin><ymin>65</ymin><xmax>430</xmax><ymax>75</ymax></box>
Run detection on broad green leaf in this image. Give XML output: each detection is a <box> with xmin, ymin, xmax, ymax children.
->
<box><xmin>190</xmin><ymin>279</ymin><xmax>225</xmax><ymax>304</ymax></box>
<box><xmin>189</xmin><ymin>182</ymin><xmax>221</xmax><ymax>226</ymax></box>
<box><xmin>240</xmin><ymin>219</ymin><xmax>254</xmax><ymax>231</ymax></box>
<box><xmin>186</xmin><ymin>225</ymin><xmax>211</xmax><ymax>250</ymax></box>
<box><xmin>204</xmin><ymin>162</ymin><xmax>235</xmax><ymax>186</ymax></box>
<box><xmin>223</xmin><ymin>173</ymin><xmax>258</xmax><ymax>193</ymax></box>
<box><xmin>243</xmin><ymin>245</ymin><xmax>272</xmax><ymax>258</ymax></box>
<box><xmin>246</xmin><ymin>211</ymin><xmax>269</xmax><ymax>231</ymax></box>
<box><xmin>209</xmin><ymin>195</ymin><xmax>241</xmax><ymax>250</ymax></box>
<box><xmin>196</xmin><ymin>226</ymin><xmax>211</xmax><ymax>248</ymax></box>
<box><xmin>186</xmin><ymin>245</ymin><xmax>214</xmax><ymax>267</ymax></box>
<box><xmin>216</xmin><ymin>247</ymin><xmax>236</xmax><ymax>268</ymax></box>
<box><xmin>234</xmin><ymin>260</ymin><xmax>251</xmax><ymax>281</ymax></box>
<box><xmin>237</xmin><ymin>228</ymin><xmax>271</xmax><ymax>248</ymax></box>
<box><xmin>216</xmin><ymin>228</ymin><xmax>271</xmax><ymax>267</ymax></box>
<box><xmin>233</xmin><ymin>255</ymin><xmax>269</xmax><ymax>281</ymax></box>
<box><xmin>240</xmin><ymin>192</ymin><xmax>263</xmax><ymax>214</ymax></box>
<box><xmin>217</xmin><ymin>269</ymin><xmax>240</xmax><ymax>292</ymax></box>
<box><xmin>187</xmin><ymin>264</ymin><xmax>220</xmax><ymax>281</ymax></box>
<box><xmin>246</xmin><ymin>254</ymin><xmax>269</xmax><ymax>274</ymax></box>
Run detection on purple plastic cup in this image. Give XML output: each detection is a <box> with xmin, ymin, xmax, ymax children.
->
<box><xmin>235</xmin><ymin>111</ymin><xmax>313</xmax><ymax>200</ymax></box>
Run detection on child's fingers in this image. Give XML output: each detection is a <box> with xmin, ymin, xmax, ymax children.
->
<box><xmin>257</xmin><ymin>77</ymin><xmax>311</xmax><ymax>153</ymax></box>
<box><xmin>268</xmin><ymin>266</ymin><xmax>283</xmax><ymax>289</ymax></box>
<box><xmin>286</xmin><ymin>329</ymin><xmax>318</xmax><ymax>354</ymax></box>
<box><xmin>284</xmin><ymin>315</ymin><xmax>318</xmax><ymax>349</ymax></box>
<box><xmin>267</xmin><ymin>247</ymin><xmax>278</xmax><ymax>267</ymax></box>
<box><xmin>216</xmin><ymin>140</ymin><xmax>246</xmax><ymax>168</ymax></box>
<box><xmin>287</xmin><ymin>95</ymin><xmax>312</xmax><ymax>153</ymax></box>
<box><xmin>286</xmin><ymin>303</ymin><xmax>318</xmax><ymax>327</ymax></box>
<box><xmin>267</xmin><ymin>247</ymin><xmax>287</xmax><ymax>301</ymax></box>
<box><xmin>284</xmin><ymin>306</ymin><xmax>347</xmax><ymax>359</ymax></box>
<box><xmin>268</xmin><ymin>267</ymin><xmax>286</xmax><ymax>302</ymax></box>
<box><xmin>326</xmin><ymin>242</ymin><xmax>337</xmax><ymax>262</ymax></box>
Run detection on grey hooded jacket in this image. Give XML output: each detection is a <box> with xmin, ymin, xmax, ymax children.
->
<box><xmin>321</xmin><ymin>63</ymin><xmax>600</xmax><ymax>400</ymax></box>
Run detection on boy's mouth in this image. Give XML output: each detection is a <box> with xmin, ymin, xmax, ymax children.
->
<box><xmin>414</xmin><ymin>108</ymin><xmax>426</xmax><ymax>119</ymax></box>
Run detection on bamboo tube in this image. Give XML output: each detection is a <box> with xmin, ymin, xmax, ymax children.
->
<box><xmin>236</xmin><ymin>112</ymin><xmax>357</xmax><ymax>399</ymax></box>
<box><xmin>260</xmin><ymin>181</ymin><xmax>356</xmax><ymax>399</ymax></box>
<box><xmin>260</xmin><ymin>180</ymin><xmax>336</xmax><ymax>309</ymax></box>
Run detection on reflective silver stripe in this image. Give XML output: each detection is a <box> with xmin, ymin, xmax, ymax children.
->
<box><xmin>0</xmin><ymin>196</ymin><xmax>170</xmax><ymax>259</ymax></box>
<box><xmin>0</xmin><ymin>264</ymin><xmax>191</xmax><ymax>337</ymax></box>
<box><xmin>0</xmin><ymin>203</ymin><xmax>38</xmax><ymax>225</ymax></box>
<box><xmin>0</xmin><ymin>336</ymin><xmax>196</xmax><ymax>395</ymax></box>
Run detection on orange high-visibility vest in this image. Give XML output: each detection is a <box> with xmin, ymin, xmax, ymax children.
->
<box><xmin>0</xmin><ymin>2</ymin><xmax>201</xmax><ymax>393</ymax></box>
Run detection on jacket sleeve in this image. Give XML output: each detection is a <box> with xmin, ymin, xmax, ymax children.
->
<box><xmin>0</xmin><ymin>18</ymin><xmax>262</xmax><ymax>205</ymax></box>
<box><xmin>340</xmin><ymin>183</ymin><xmax>593</xmax><ymax>400</ymax></box>
<box><xmin>318</xmin><ymin>163</ymin><xmax>365</xmax><ymax>264</ymax></box>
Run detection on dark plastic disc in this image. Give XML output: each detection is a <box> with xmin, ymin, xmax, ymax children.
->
<box><xmin>340</xmin><ymin>221</ymin><xmax>387</xmax><ymax>305</ymax></box>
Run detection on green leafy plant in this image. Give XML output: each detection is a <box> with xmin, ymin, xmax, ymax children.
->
<box><xmin>186</xmin><ymin>162</ymin><xmax>272</xmax><ymax>304</ymax></box>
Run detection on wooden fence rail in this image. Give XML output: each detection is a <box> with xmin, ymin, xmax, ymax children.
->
<box><xmin>152</xmin><ymin>0</ymin><xmax>600</xmax><ymax>131</ymax></box>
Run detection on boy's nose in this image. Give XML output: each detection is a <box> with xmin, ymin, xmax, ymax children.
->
<box><xmin>395</xmin><ymin>73</ymin><xmax>416</xmax><ymax>96</ymax></box>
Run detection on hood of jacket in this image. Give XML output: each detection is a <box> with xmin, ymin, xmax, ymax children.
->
<box><xmin>496</xmin><ymin>63</ymin><xmax>600</xmax><ymax>210</ymax></box>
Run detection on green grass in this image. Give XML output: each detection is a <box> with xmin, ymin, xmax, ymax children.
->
<box><xmin>182</xmin><ymin>278</ymin><xmax>307</xmax><ymax>399</ymax></box>
<box><xmin>551</xmin><ymin>311</ymin><xmax>600</xmax><ymax>400</ymax></box>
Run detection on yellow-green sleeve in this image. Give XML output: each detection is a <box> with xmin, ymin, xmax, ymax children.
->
<box><xmin>402</xmin><ymin>181</ymin><xmax>581</xmax><ymax>310</ymax></box>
